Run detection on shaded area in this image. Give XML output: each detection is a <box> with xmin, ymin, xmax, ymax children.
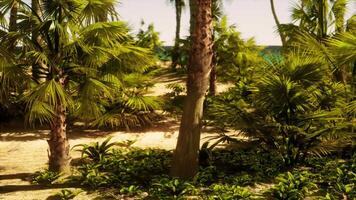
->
<box><xmin>0</xmin><ymin>173</ymin><xmax>32</xmax><ymax>181</ymax></box>
<box><xmin>0</xmin><ymin>183</ymin><xmax>82</xmax><ymax>194</ymax></box>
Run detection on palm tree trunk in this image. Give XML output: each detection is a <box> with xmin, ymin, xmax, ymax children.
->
<box><xmin>171</xmin><ymin>0</ymin><xmax>182</xmax><ymax>69</ymax></box>
<box><xmin>270</xmin><ymin>0</ymin><xmax>286</xmax><ymax>46</ymax></box>
<box><xmin>48</xmin><ymin>79</ymin><xmax>71</xmax><ymax>174</ymax></box>
<box><xmin>318</xmin><ymin>0</ymin><xmax>328</xmax><ymax>39</ymax></box>
<box><xmin>209</xmin><ymin>62</ymin><xmax>217</xmax><ymax>95</ymax></box>
<box><xmin>333</xmin><ymin>0</ymin><xmax>347</xmax><ymax>83</ymax></box>
<box><xmin>31</xmin><ymin>0</ymin><xmax>47</xmax><ymax>83</ymax></box>
<box><xmin>171</xmin><ymin>0</ymin><xmax>213</xmax><ymax>179</ymax></box>
<box><xmin>8</xmin><ymin>0</ymin><xmax>18</xmax><ymax>51</ymax></box>
<box><xmin>9</xmin><ymin>0</ymin><xmax>18</xmax><ymax>32</ymax></box>
<box><xmin>209</xmin><ymin>32</ymin><xmax>217</xmax><ymax>96</ymax></box>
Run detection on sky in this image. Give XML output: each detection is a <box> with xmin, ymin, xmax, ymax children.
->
<box><xmin>117</xmin><ymin>0</ymin><xmax>355</xmax><ymax>46</ymax></box>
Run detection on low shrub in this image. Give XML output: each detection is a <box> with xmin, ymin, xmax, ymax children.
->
<box><xmin>31</xmin><ymin>170</ymin><xmax>61</xmax><ymax>185</ymax></box>
<box><xmin>268</xmin><ymin>171</ymin><xmax>317</xmax><ymax>200</ymax></box>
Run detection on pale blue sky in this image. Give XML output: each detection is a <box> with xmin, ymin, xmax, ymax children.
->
<box><xmin>117</xmin><ymin>0</ymin><xmax>355</xmax><ymax>45</ymax></box>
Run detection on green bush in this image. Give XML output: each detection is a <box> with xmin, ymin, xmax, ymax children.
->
<box><xmin>73</xmin><ymin>137</ymin><xmax>118</xmax><ymax>162</ymax></box>
<box><xmin>31</xmin><ymin>170</ymin><xmax>61</xmax><ymax>185</ymax></box>
<box><xmin>269</xmin><ymin>171</ymin><xmax>317</xmax><ymax>200</ymax></box>
<box><xmin>206</xmin><ymin>184</ymin><xmax>252</xmax><ymax>200</ymax></box>
<box><xmin>53</xmin><ymin>189</ymin><xmax>82</xmax><ymax>200</ymax></box>
<box><xmin>149</xmin><ymin>177</ymin><xmax>197</xmax><ymax>199</ymax></box>
<box><xmin>76</xmin><ymin>148</ymin><xmax>172</xmax><ymax>189</ymax></box>
<box><xmin>206</xmin><ymin>53</ymin><xmax>350</xmax><ymax>167</ymax></box>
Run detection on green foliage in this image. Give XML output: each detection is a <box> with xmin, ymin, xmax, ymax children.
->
<box><xmin>119</xmin><ymin>185</ymin><xmax>142</xmax><ymax>197</ymax></box>
<box><xmin>136</xmin><ymin>21</ymin><xmax>163</xmax><ymax>51</ymax></box>
<box><xmin>76</xmin><ymin>148</ymin><xmax>172</xmax><ymax>188</ymax></box>
<box><xmin>0</xmin><ymin>0</ymin><xmax>158</xmax><ymax>129</ymax></box>
<box><xmin>194</xmin><ymin>166</ymin><xmax>218</xmax><ymax>185</ymax></box>
<box><xmin>53</xmin><ymin>189</ymin><xmax>82</xmax><ymax>200</ymax></box>
<box><xmin>207</xmin><ymin>52</ymin><xmax>351</xmax><ymax>166</ymax></box>
<box><xmin>307</xmin><ymin>155</ymin><xmax>356</xmax><ymax>199</ymax></box>
<box><xmin>269</xmin><ymin>171</ymin><xmax>317</xmax><ymax>200</ymax></box>
<box><xmin>73</xmin><ymin>137</ymin><xmax>119</xmax><ymax>162</ymax></box>
<box><xmin>213</xmin><ymin>16</ymin><xmax>263</xmax><ymax>82</ymax></box>
<box><xmin>162</xmin><ymin>83</ymin><xmax>186</xmax><ymax>116</ymax></box>
<box><xmin>149</xmin><ymin>177</ymin><xmax>196</xmax><ymax>199</ymax></box>
<box><xmin>77</xmin><ymin>164</ymin><xmax>110</xmax><ymax>189</ymax></box>
<box><xmin>32</xmin><ymin>170</ymin><xmax>61</xmax><ymax>185</ymax></box>
<box><xmin>206</xmin><ymin>184</ymin><xmax>252</xmax><ymax>200</ymax></box>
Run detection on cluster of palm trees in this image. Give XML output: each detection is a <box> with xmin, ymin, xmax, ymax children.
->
<box><xmin>170</xmin><ymin>0</ymin><xmax>356</xmax><ymax>178</ymax></box>
<box><xmin>0</xmin><ymin>0</ymin><xmax>355</xmax><ymax>180</ymax></box>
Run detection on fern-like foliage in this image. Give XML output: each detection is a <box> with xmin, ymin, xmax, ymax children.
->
<box><xmin>206</xmin><ymin>52</ymin><xmax>353</xmax><ymax>166</ymax></box>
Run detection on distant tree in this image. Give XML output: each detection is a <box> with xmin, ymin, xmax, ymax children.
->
<box><xmin>269</xmin><ymin>0</ymin><xmax>286</xmax><ymax>46</ymax></box>
<box><xmin>169</xmin><ymin>0</ymin><xmax>186</xmax><ymax>69</ymax></box>
<box><xmin>136</xmin><ymin>21</ymin><xmax>163</xmax><ymax>51</ymax></box>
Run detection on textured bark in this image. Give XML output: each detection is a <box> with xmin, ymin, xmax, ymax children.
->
<box><xmin>171</xmin><ymin>0</ymin><xmax>183</xmax><ymax>69</ymax></box>
<box><xmin>48</xmin><ymin>79</ymin><xmax>71</xmax><ymax>174</ymax></box>
<box><xmin>270</xmin><ymin>0</ymin><xmax>286</xmax><ymax>46</ymax></box>
<box><xmin>171</xmin><ymin>0</ymin><xmax>213</xmax><ymax>179</ymax></box>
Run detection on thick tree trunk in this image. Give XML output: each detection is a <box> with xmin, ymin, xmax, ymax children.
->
<box><xmin>270</xmin><ymin>0</ymin><xmax>286</xmax><ymax>46</ymax></box>
<box><xmin>171</xmin><ymin>0</ymin><xmax>213</xmax><ymax>179</ymax></box>
<box><xmin>48</xmin><ymin>80</ymin><xmax>71</xmax><ymax>174</ymax></box>
<box><xmin>171</xmin><ymin>0</ymin><xmax>182</xmax><ymax>69</ymax></box>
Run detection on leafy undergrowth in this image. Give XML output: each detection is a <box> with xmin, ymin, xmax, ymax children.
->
<box><xmin>43</xmin><ymin>139</ymin><xmax>356</xmax><ymax>200</ymax></box>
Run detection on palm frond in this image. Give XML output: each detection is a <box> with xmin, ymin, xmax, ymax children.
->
<box><xmin>24</xmin><ymin>79</ymin><xmax>73</xmax><ymax>123</ymax></box>
<box><xmin>328</xmin><ymin>32</ymin><xmax>356</xmax><ymax>65</ymax></box>
<box><xmin>80</xmin><ymin>0</ymin><xmax>119</xmax><ymax>25</ymax></box>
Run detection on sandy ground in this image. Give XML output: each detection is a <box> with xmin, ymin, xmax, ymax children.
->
<box><xmin>0</xmin><ymin>119</ymin><xmax>219</xmax><ymax>200</ymax></box>
<box><xmin>0</xmin><ymin>69</ymin><xmax>233</xmax><ymax>200</ymax></box>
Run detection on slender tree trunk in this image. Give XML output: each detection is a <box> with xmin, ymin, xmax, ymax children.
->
<box><xmin>8</xmin><ymin>0</ymin><xmax>18</xmax><ymax>51</ymax></box>
<box><xmin>48</xmin><ymin>79</ymin><xmax>71</xmax><ymax>174</ymax></box>
<box><xmin>31</xmin><ymin>0</ymin><xmax>47</xmax><ymax>83</ymax></box>
<box><xmin>9</xmin><ymin>0</ymin><xmax>18</xmax><ymax>32</ymax></box>
<box><xmin>318</xmin><ymin>0</ymin><xmax>328</xmax><ymax>39</ymax></box>
<box><xmin>270</xmin><ymin>0</ymin><xmax>286</xmax><ymax>46</ymax></box>
<box><xmin>171</xmin><ymin>0</ymin><xmax>213</xmax><ymax>179</ymax></box>
<box><xmin>333</xmin><ymin>0</ymin><xmax>347</xmax><ymax>83</ymax></box>
<box><xmin>171</xmin><ymin>0</ymin><xmax>182</xmax><ymax>69</ymax></box>
<box><xmin>209</xmin><ymin>62</ymin><xmax>217</xmax><ymax>95</ymax></box>
<box><xmin>209</xmin><ymin>32</ymin><xmax>217</xmax><ymax>96</ymax></box>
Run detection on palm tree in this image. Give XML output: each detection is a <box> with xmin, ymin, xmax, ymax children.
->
<box><xmin>170</xmin><ymin>0</ymin><xmax>213</xmax><ymax>179</ymax></box>
<box><xmin>209</xmin><ymin>0</ymin><xmax>223</xmax><ymax>96</ymax></box>
<box><xmin>0</xmin><ymin>0</ymin><xmax>153</xmax><ymax>173</ymax></box>
<box><xmin>269</xmin><ymin>0</ymin><xmax>286</xmax><ymax>46</ymax></box>
<box><xmin>0</xmin><ymin>0</ymin><xmax>21</xmax><ymax>50</ymax></box>
<box><xmin>169</xmin><ymin>0</ymin><xmax>185</xmax><ymax>69</ymax></box>
<box><xmin>286</xmin><ymin>0</ymin><xmax>350</xmax><ymax>83</ymax></box>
